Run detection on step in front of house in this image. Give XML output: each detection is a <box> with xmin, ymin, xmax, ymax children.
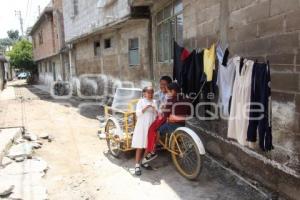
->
<box><xmin>186</xmin><ymin>119</ymin><xmax>300</xmax><ymax>200</ymax></box>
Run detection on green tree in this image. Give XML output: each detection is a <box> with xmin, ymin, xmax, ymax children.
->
<box><xmin>0</xmin><ymin>30</ymin><xmax>20</xmax><ymax>53</ymax></box>
<box><xmin>7</xmin><ymin>30</ymin><xmax>20</xmax><ymax>41</ymax></box>
<box><xmin>7</xmin><ymin>39</ymin><xmax>36</xmax><ymax>72</ymax></box>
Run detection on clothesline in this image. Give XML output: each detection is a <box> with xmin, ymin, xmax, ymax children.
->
<box><xmin>173</xmin><ymin>40</ymin><xmax>273</xmax><ymax>152</ymax></box>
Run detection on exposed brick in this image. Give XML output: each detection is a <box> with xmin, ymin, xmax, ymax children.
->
<box><xmin>271</xmin><ymin>73</ymin><xmax>300</xmax><ymax>92</ymax></box>
<box><xmin>228</xmin><ymin>0</ymin><xmax>254</xmax><ymax>12</ymax></box>
<box><xmin>286</xmin><ymin>10</ymin><xmax>300</xmax><ymax>31</ymax></box>
<box><xmin>266</xmin><ymin>54</ymin><xmax>295</xmax><ymax>65</ymax></box>
<box><xmin>258</xmin><ymin>16</ymin><xmax>284</xmax><ymax>37</ymax></box>
<box><xmin>229</xmin><ymin>1</ymin><xmax>269</xmax><ymax>26</ymax></box>
<box><xmin>270</xmin><ymin>0</ymin><xmax>299</xmax><ymax>16</ymax></box>
<box><xmin>270</xmin><ymin>64</ymin><xmax>294</xmax><ymax>72</ymax></box>
<box><xmin>272</xmin><ymin>91</ymin><xmax>295</xmax><ymax>102</ymax></box>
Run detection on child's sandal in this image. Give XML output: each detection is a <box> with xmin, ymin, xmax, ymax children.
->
<box><xmin>135</xmin><ymin>166</ymin><xmax>142</xmax><ymax>176</ymax></box>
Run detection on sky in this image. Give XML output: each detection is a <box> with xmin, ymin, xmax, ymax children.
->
<box><xmin>0</xmin><ymin>0</ymin><xmax>50</xmax><ymax>38</ymax></box>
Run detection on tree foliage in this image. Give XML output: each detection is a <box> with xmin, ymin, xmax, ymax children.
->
<box><xmin>0</xmin><ymin>30</ymin><xmax>20</xmax><ymax>53</ymax></box>
<box><xmin>7</xmin><ymin>30</ymin><xmax>20</xmax><ymax>41</ymax></box>
<box><xmin>7</xmin><ymin>39</ymin><xmax>36</xmax><ymax>71</ymax></box>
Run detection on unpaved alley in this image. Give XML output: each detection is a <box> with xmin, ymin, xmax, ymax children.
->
<box><xmin>0</xmin><ymin>81</ymin><xmax>270</xmax><ymax>200</ymax></box>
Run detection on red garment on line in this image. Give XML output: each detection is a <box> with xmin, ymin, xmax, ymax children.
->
<box><xmin>181</xmin><ymin>48</ymin><xmax>190</xmax><ymax>61</ymax></box>
<box><xmin>146</xmin><ymin>115</ymin><xmax>166</xmax><ymax>153</ymax></box>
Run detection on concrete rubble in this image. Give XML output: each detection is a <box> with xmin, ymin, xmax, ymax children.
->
<box><xmin>7</xmin><ymin>142</ymin><xmax>33</xmax><ymax>160</ymax></box>
<box><xmin>1</xmin><ymin>156</ymin><xmax>12</xmax><ymax>167</ymax></box>
<box><xmin>0</xmin><ymin>183</ymin><xmax>14</xmax><ymax>197</ymax></box>
<box><xmin>0</xmin><ymin>128</ymin><xmax>49</xmax><ymax>200</ymax></box>
<box><xmin>23</xmin><ymin>132</ymin><xmax>38</xmax><ymax>141</ymax></box>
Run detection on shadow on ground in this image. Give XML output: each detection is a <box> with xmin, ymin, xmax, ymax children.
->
<box><xmin>102</xmin><ymin>148</ymin><xmax>269</xmax><ymax>200</ymax></box>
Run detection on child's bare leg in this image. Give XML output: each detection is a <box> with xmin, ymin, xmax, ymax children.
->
<box><xmin>135</xmin><ymin>148</ymin><xmax>144</xmax><ymax>164</ymax></box>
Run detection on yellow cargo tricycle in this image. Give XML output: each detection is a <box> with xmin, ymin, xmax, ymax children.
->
<box><xmin>103</xmin><ymin>88</ymin><xmax>206</xmax><ymax>180</ymax></box>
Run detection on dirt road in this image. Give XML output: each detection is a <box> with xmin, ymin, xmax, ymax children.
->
<box><xmin>0</xmin><ymin>80</ymin><xmax>269</xmax><ymax>200</ymax></box>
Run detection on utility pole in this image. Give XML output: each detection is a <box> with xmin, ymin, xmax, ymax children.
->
<box><xmin>14</xmin><ymin>10</ymin><xmax>24</xmax><ymax>36</ymax></box>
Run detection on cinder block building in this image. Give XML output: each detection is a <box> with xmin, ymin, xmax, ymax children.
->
<box><xmin>62</xmin><ymin>0</ymin><xmax>300</xmax><ymax>199</ymax></box>
<box><xmin>30</xmin><ymin>0</ymin><xmax>68</xmax><ymax>86</ymax></box>
<box><xmin>63</xmin><ymin>0</ymin><xmax>152</xmax><ymax>83</ymax></box>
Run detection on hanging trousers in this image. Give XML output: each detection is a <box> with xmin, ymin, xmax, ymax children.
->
<box><xmin>247</xmin><ymin>62</ymin><xmax>273</xmax><ymax>151</ymax></box>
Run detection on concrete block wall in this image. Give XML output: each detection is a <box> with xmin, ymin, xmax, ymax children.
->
<box><xmin>73</xmin><ymin>19</ymin><xmax>151</xmax><ymax>88</ymax></box>
<box><xmin>179</xmin><ymin>0</ymin><xmax>300</xmax><ymax>136</ymax></box>
<box><xmin>63</xmin><ymin>0</ymin><xmax>131</xmax><ymax>43</ymax></box>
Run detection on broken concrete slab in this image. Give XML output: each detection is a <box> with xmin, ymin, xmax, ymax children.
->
<box><xmin>7</xmin><ymin>142</ymin><xmax>33</xmax><ymax>160</ymax></box>
<box><xmin>32</xmin><ymin>142</ymin><xmax>42</xmax><ymax>149</ymax></box>
<box><xmin>0</xmin><ymin>173</ymin><xmax>47</xmax><ymax>200</ymax></box>
<box><xmin>0</xmin><ymin>183</ymin><xmax>14</xmax><ymax>197</ymax></box>
<box><xmin>0</xmin><ymin>157</ymin><xmax>48</xmax><ymax>176</ymax></box>
<box><xmin>39</xmin><ymin>133</ymin><xmax>49</xmax><ymax>140</ymax></box>
<box><xmin>14</xmin><ymin>138</ymin><xmax>26</xmax><ymax>144</ymax></box>
<box><xmin>9</xmin><ymin>185</ymin><xmax>48</xmax><ymax>200</ymax></box>
<box><xmin>23</xmin><ymin>132</ymin><xmax>38</xmax><ymax>141</ymax></box>
<box><xmin>0</xmin><ymin>128</ymin><xmax>23</xmax><ymax>162</ymax></box>
<box><xmin>48</xmin><ymin>135</ymin><xmax>55</xmax><ymax>143</ymax></box>
<box><xmin>14</xmin><ymin>156</ymin><xmax>25</xmax><ymax>162</ymax></box>
<box><xmin>1</xmin><ymin>157</ymin><xmax>12</xmax><ymax>167</ymax></box>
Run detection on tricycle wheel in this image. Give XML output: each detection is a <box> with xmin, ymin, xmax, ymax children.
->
<box><xmin>105</xmin><ymin>120</ymin><xmax>121</xmax><ymax>158</ymax></box>
<box><xmin>170</xmin><ymin>130</ymin><xmax>203</xmax><ymax>180</ymax></box>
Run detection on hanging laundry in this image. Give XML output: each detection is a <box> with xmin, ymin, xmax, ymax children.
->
<box><xmin>203</xmin><ymin>43</ymin><xmax>216</xmax><ymax>82</ymax></box>
<box><xmin>228</xmin><ymin>57</ymin><xmax>254</xmax><ymax>146</ymax></box>
<box><xmin>173</xmin><ymin>41</ymin><xmax>190</xmax><ymax>88</ymax></box>
<box><xmin>181</xmin><ymin>50</ymin><xmax>205</xmax><ymax>96</ymax></box>
<box><xmin>222</xmin><ymin>48</ymin><xmax>229</xmax><ymax>66</ymax></box>
<box><xmin>247</xmin><ymin>62</ymin><xmax>273</xmax><ymax>151</ymax></box>
<box><xmin>216</xmin><ymin>45</ymin><xmax>235</xmax><ymax>117</ymax></box>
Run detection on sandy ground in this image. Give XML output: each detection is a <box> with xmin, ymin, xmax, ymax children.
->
<box><xmin>0</xmin><ymin>80</ymin><xmax>269</xmax><ymax>200</ymax></box>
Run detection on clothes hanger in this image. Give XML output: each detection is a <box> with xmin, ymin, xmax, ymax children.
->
<box><xmin>239</xmin><ymin>57</ymin><xmax>244</xmax><ymax>75</ymax></box>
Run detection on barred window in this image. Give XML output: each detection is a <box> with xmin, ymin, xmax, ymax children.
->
<box><xmin>156</xmin><ymin>0</ymin><xmax>183</xmax><ymax>63</ymax></box>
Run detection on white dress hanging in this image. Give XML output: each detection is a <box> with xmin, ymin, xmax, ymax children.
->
<box><xmin>227</xmin><ymin>57</ymin><xmax>254</xmax><ymax>146</ymax></box>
